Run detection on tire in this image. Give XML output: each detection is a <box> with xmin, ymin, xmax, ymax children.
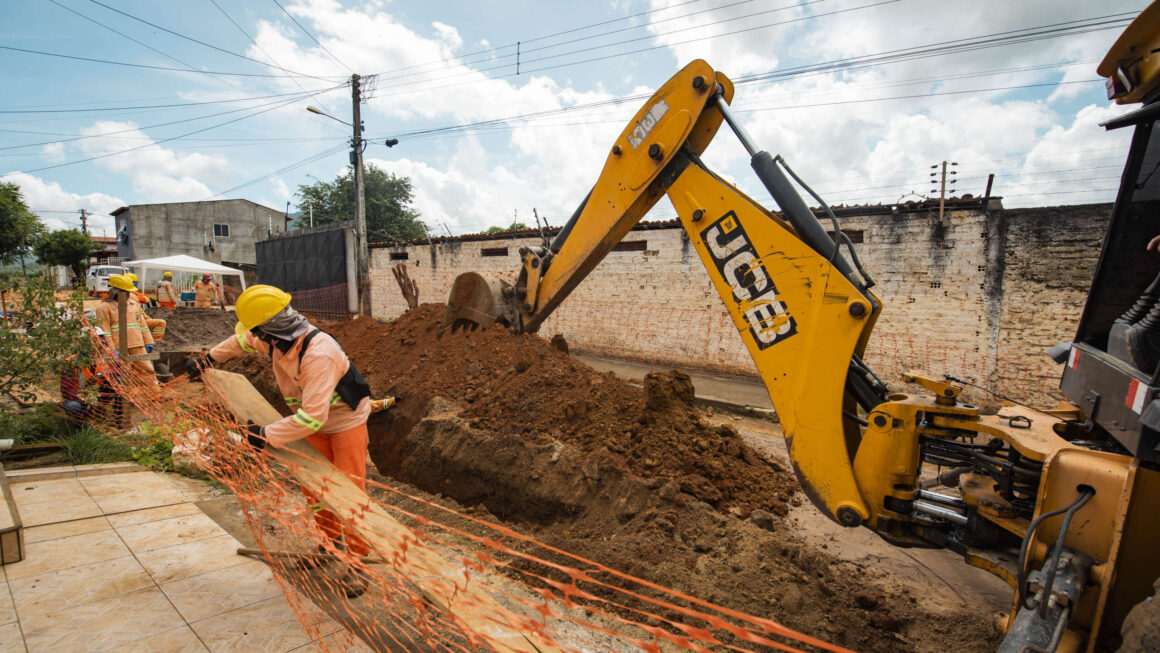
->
<box><xmin>1119</xmin><ymin>580</ymin><xmax>1160</xmax><ymax>653</ymax></box>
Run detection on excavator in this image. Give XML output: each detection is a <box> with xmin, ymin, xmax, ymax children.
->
<box><xmin>444</xmin><ymin>7</ymin><xmax>1160</xmax><ymax>651</ymax></box>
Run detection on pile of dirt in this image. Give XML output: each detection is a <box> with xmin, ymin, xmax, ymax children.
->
<box><xmin>235</xmin><ymin>304</ymin><xmax>996</xmax><ymax>651</ymax></box>
<box><xmin>150</xmin><ymin>307</ymin><xmax>235</xmax><ymax>351</ymax></box>
<box><xmin>324</xmin><ymin>304</ymin><xmax>797</xmax><ymax>516</ymax></box>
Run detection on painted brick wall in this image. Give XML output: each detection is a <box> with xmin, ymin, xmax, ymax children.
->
<box><xmin>370</xmin><ymin>203</ymin><xmax>1111</xmax><ymax>405</ymax></box>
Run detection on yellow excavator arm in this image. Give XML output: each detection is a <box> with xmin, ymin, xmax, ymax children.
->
<box><xmin>446</xmin><ymin>56</ymin><xmax>1160</xmax><ymax>652</ymax></box>
<box><xmin>447</xmin><ymin>60</ymin><xmax>887</xmax><ymax>525</ymax></box>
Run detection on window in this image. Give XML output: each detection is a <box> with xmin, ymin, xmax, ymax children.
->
<box><xmin>480</xmin><ymin>247</ymin><xmax>509</xmax><ymax>257</ymax></box>
<box><xmin>213</xmin><ymin>223</ymin><xmax>230</xmax><ymax>238</ymax></box>
<box><xmin>389</xmin><ymin>252</ymin><xmax>409</xmax><ymax>261</ymax></box>
<box><xmin>612</xmin><ymin>240</ymin><xmax>647</xmax><ymax>252</ymax></box>
<box><xmin>827</xmin><ymin>229</ymin><xmax>864</xmax><ymax>244</ymax></box>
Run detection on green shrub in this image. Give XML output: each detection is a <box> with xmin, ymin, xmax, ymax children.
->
<box><xmin>0</xmin><ymin>404</ymin><xmax>72</xmax><ymax>445</ymax></box>
<box><xmin>58</xmin><ymin>427</ymin><xmax>132</xmax><ymax>465</ymax></box>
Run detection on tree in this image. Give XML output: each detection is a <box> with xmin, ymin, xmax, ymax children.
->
<box><xmin>35</xmin><ymin>229</ymin><xmax>95</xmax><ymax>283</ymax></box>
<box><xmin>0</xmin><ymin>183</ymin><xmax>45</xmax><ymax>272</ymax></box>
<box><xmin>483</xmin><ymin>222</ymin><xmax>530</xmax><ymax>234</ymax></box>
<box><xmin>295</xmin><ymin>164</ymin><xmax>426</xmax><ymax>242</ymax></box>
<box><xmin>0</xmin><ymin>277</ymin><xmax>89</xmax><ymax>403</ymax></box>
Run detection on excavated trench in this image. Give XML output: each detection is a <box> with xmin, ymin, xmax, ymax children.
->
<box><xmin>240</xmin><ymin>305</ymin><xmax>997</xmax><ymax>652</ymax></box>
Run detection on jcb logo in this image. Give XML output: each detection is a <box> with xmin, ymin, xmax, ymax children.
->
<box><xmin>700</xmin><ymin>212</ymin><xmax>797</xmax><ymax>349</ymax></box>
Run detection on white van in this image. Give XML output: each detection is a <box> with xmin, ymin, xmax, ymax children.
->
<box><xmin>86</xmin><ymin>265</ymin><xmax>128</xmax><ymax>295</ymax></box>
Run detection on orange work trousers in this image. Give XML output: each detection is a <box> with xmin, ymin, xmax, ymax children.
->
<box><xmin>304</xmin><ymin>422</ymin><xmax>370</xmax><ymax>556</ymax></box>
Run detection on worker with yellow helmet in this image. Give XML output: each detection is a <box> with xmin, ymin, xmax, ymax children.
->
<box><xmin>156</xmin><ymin>271</ymin><xmax>177</xmax><ymax>309</ymax></box>
<box><xmin>94</xmin><ymin>274</ymin><xmax>157</xmax><ymax>382</ymax></box>
<box><xmin>187</xmin><ymin>284</ymin><xmax>373</xmax><ymax>597</ymax></box>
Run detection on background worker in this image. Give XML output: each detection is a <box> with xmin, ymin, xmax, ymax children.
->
<box><xmin>94</xmin><ymin>274</ymin><xmax>157</xmax><ymax>387</ymax></box>
<box><xmin>187</xmin><ymin>284</ymin><xmax>373</xmax><ymax>598</ymax></box>
<box><xmin>156</xmin><ymin>271</ymin><xmax>178</xmax><ymax>309</ymax></box>
<box><xmin>127</xmin><ymin>271</ymin><xmax>167</xmax><ymax>342</ymax></box>
<box><xmin>193</xmin><ymin>273</ymin><xmax>221</xmax><ymax>309</ymax></box>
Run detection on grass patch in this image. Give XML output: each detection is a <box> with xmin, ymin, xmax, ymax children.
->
<box><xmin>0</xmin><ymin>404</ymin><xmax>72</xmax><ymax>445</ymax></box>
<box><xmin>57</xmin><ymin>427</ymin><xmax>133</xmax><ymax>465</ymax></box>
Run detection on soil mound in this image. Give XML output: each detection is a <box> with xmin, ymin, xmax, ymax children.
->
<box><xmin>324</xmin><ymin>304</ymin><xmax>796</xmax><ymax>516</ymax></box>
<box><xmin>150</xmin><ymin>307</ymin><xmax>235</xmax><ymax>351</ymax></box>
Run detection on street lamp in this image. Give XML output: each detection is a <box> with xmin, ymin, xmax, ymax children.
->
<box><xmin>305</xmin><ymin>105</ymin><xmax>352</xmax><ymax>127</ymax></box>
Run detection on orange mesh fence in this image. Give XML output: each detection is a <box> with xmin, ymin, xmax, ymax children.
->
<box><xmin>80</xmin><ymin>331</ymin><xmax>849</xmax><ymax>653</ymax></box>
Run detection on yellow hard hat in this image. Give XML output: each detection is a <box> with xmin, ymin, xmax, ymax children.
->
<box><xmin>107</xmin><ymin>274</ymin><xmax>135</xmax><ymax>292</ymax></box>
<box><xmin>126</xmin><ymin>272</ymin><xmax>138</xmax><ymax>282</ymax></box>
<box><xmin>235</xmin><ymin>284</ymin><xmax>291</xmax><ymax>330</ymax></box>
<box><xmin>162</xmin><ymin>271</ymin><xmax>173</xmax><ymax>279</ymax></box>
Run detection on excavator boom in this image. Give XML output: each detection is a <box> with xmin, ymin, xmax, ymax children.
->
<box><xmin>444</xmin><ymin>55</ymin><xmax>1160</xmax><ymax>651</ymax></box>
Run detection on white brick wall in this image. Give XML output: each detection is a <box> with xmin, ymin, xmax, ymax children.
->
<box><xmin>370</xmin><ymin>203</ymin><xmax>1110</xmax><ymax>404</ymax></box>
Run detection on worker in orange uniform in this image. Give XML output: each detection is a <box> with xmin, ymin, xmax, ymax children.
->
<box><xmin>94</xmin><ymin>274</ymin><xmax>157</xmax><ymax>387</ymax></box>
<box><xmin>128</xmin><ymin>272</ymin><xmax>167</xmax><ymax>342</ymax></box>
<box><xmin>156</xmin><ymin>271</ymin><xmax>178</xmax><ymax>309</ymax></box>
<box><xmin>187</xmin><ymin>284</ymin><xmax>374</xmax><ymax>598</ymax></box>
<box><xmin>193</xmin><ymin>273</ymin><xmax>221</xmax><ymax>309</ymax></box>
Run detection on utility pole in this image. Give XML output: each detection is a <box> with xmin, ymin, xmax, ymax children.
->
<box><xmin>930</xmin><ymin>161</ymin><xmax>958</xmax><ymax>222</ymax></box>
<box><xmin>79</xmin><ymin>208</ymin><xmax>88</xmax><ymax>235</ymax></box>
<box><xmin>351</xmin><ymin>73</ymin><xmax>370</xmax><ymax>315</ymax></box>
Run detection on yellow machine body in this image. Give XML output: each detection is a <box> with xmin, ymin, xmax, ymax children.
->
<box><xmin>445</xmin><ymin>55</ymin><xmax>1160</xmax><ymax>650</ymax></box>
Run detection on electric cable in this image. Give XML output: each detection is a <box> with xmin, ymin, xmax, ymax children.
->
<box><xmin>0</xmin><ymin>45</ymin><xmax>339</xmax><ymax>79</ymax></box>
<box><xmin>16</xmin><ymin>90</ymin><xmax>328</xmax><ymax>174</ymax></box>
<box><xmin>46</xmin><ymin>0</ymin><xmax>200</xmax><ymax>70</ymax></box>
<box><xmin>84</xmin><ymin>0</ymin><xmax>336</xmax><ymax>82</ymax></box>
<box><xmin>271</xmin><ymin>0</ymin><xmax>353</xmax><ymax>74</ymax></box>
<box><xmin>0</xmin><ymin>85</ymin><xmax>345</xmax><ymax>152</ymax></box>
<box><xmin>207</xmin><ymin>0</ymin><xmax>313</xmax><ymax>95</ymax></box>
<box><xmin>207</xmin><ymin>142</ymin><xmax>349</xmax><ymax>198</ymax></box>
<box><xmin>0</xmin><ymin>87</ymin><xmax>341</xmax><ymax>114</ymax></box>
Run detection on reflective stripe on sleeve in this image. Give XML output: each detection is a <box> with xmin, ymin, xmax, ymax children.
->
<box><xmin>329</xmin><ymin>393</ymin><xmax>342</xmax><ymax>406</ymax></box>
<box><xmin>236</xmin><ymin>333</ymin><xmax>257</xmax><ymax>353</ymax></box>
<box><xmin>284</xmin><ymin>397</ymin><xmax>301</xmax><ymax>407</ymax></box>
<box><xmin>292</xmin><ymin>408</ymin><xmax>323</xmax><ymax>432</ymax></box>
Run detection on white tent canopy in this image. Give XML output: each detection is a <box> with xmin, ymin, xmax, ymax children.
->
<box><xmin>124</xmin><ymin>254</ymin><xmax>246</xmax><ymax>289</ymax></box>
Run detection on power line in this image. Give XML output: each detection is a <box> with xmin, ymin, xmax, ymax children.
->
<box><xmin>271</xmin><ymin>0</ymin><xmax>353</xmax><ymax>74</ymax></box>
<box><xmin>207</xmin><ymin>142</ymin><xmax>348</xmax><ymax>198</ymax></box>
<box><xmin>382</xmin><ymin>0</ymin><xmax>784</xmax><ymax>84</ymax></box>
<box><xmin>84</xmin><ymin>0</ymin><xmax>335</xmax><ymax>82</ymax></box>
<box><xmin>15</xmin><ymin>90</ymin><xmax>329</xmax><ymax>174</ymax></box>
<box><xmin>0</xmin><ymin>44</ymin><xmax>340</xmax><ymax>79</ymax></box>
<box><xmin>735</xmin><ymin>79</ymin><xmax>1102</xmax><ymax>113</ymax></box>
<box><xmin>732</xmin><ymin>12</ymin><xmax>1136</xmax><ymax>86</ymax></box>
<box><xmin>379</xmin><ymin>0</ymin><xmax>710</xmax><ymax>77</ymax></box>
<box><xmin>207</xmin><ymin>0</ymin><xmax>313</xmax><ymax>95</ymax></box>
<box><xmin>0</xmin><ymin>86</ymin><xmax>345</xmax><ymax>152</ymax></box>
<box><xmin>0</xmin><ymin>87</ymin><xmax>339</xmax><ymax>114</ymax></box>
<box><xmin>375</xmin><ymin>0</ymin><xmax>876</xmax><ymax>86</ymax></box>
<box><xmin>46</xmin><ymin>0</ymin><xmax>199</xmax><ymax>70</ymax></box>
<box><xmin>380</xmin><ymin>10</ymin><xmax>1132</xmax><ymax>101</ymax></box>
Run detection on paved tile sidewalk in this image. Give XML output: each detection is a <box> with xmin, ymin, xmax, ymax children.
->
<box><xmin>1</xmin><ymin>465</ymin><xmax>357</xmax><ymax>653</ymax></box>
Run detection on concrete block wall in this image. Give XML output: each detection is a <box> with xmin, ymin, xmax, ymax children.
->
<box><xmin>370</xmin><ymin>203</ymin><xmax>1111</xmax><ymax>405</ymax></box>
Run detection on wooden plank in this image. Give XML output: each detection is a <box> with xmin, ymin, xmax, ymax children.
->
<box><xmin>0</xmin><ymin>462</ymin><xmax>24</xmax><ymax>565</ymax></box>
<box><xmin>203</xmin><ymin>369</ymin><xmax>556</xmax><ymax>653</ymax></box>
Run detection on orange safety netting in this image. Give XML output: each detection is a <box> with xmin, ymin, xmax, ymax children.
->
<box><xmin>76</xmin><ymin>331</ymin><xmax>849</xmax><ymax>653</ymax></box>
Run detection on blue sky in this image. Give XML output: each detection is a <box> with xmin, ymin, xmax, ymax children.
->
<box><xmin>0</xmin><ymin>0</ymin><xmax>1145</xmax><ymax>236</ymax></box>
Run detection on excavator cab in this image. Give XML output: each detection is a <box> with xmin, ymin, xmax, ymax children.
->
<box><xmin>1060</xmin><ymin>2</ymin><xmax>1160</xmax><ymax>463</ymax></box>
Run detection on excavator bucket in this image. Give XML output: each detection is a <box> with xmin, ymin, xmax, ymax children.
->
<box><xmin>444</xmin><ymin>272</ymin><xmax>515</xmax><ymax>332</ymax></box>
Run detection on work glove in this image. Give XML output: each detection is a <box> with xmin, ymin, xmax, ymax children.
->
<box><xmin>370</xmin><ymin>396</ymin><xmax>396</xmax><ymax>413</ymax></box>
<box><xmin>184</xmin><ymin>354</ymin><xmax>213</xmax><ymax>381</ymax></box>
<box><xmin>245</xmin><ymin>422</ymin><xmax>267</xmax><ymax>451</ymax></box>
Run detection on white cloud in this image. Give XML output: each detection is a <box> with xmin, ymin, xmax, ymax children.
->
<box><xmin>209</xmin><ymin>0</ymin><xmax>1138</xmax><ymax>231</ymax></box>
<box><xmin>75</xmin><ymin>121</ymin><xmax>229</xmax><ymax>201</ymax></box>
<box><xmin>41</xmin><ymin>143</ymin><xmax>65</xmax><ymax>162</ymax></box>
<box><xmin>0</xmin><ymin>172</ymin><xmax>124</xmax><ymax>234</ymax></box>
